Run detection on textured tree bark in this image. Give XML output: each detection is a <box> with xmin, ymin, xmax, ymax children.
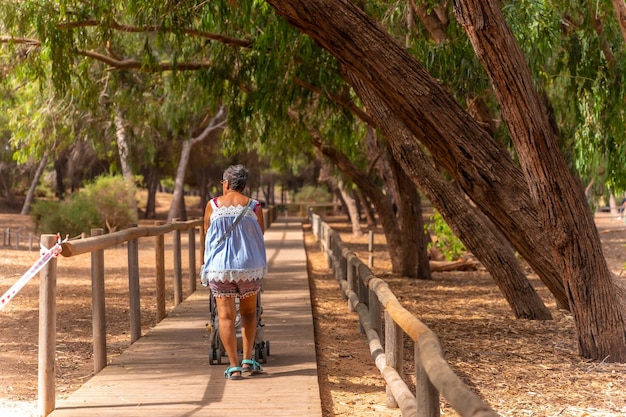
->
<box><xmin>351</xmin><ymin>72</ymin><xmax>551</xmax><ymax>319</ymax></box>
<box><xmin>267</xmin><ymin>0</ymin><xmax>568</xmax><ymax>308</ymax></box>
<box><xmin>266</xmin><ymin>0</ymin><xmax>568</xmax><ymax>307</ymax></box>
<box><xmin>453</xmin><ymin>0</ymin><xmax>626</xmax><ymax>360</ymax></box>
<box><xmin>388</xmin><ymin>150</ymin><xmax>432</xmax><ymax>280</ymax></box>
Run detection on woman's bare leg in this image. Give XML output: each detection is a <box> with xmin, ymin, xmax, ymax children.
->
<box><xmin>216</xmin><ymin>296</ymin><xmax>240</xmax><ymax>374</ymax></box>
<box><xmin>239</xmin><ymin>293</ymin><xmax>258</xmax><ymax>361</ymax></box>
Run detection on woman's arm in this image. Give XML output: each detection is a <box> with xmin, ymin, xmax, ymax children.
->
<box><xmin>203</xmin><ymin>201</ymin><xmax>213</xmax><ymax>235</ymax></box>
<box><xmin>255</xmin><ymin>203</ymin><xmax>265</xmax><ymax>234</ymax></box>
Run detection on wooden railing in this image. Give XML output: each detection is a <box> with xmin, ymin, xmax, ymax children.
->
<box><xmin>36</xmin><ymin>205</ymin><xmax>278</xmax><ymax>416</ymax></box>
<box><xmin>309</xmin><ymin>210</ymin><xmax>499</xmax><ymax>417</ymax></box>
<box><xmin>37</xmin><ymin>218</ymin><xmax>203</xmax><ymax>416</ymax></box>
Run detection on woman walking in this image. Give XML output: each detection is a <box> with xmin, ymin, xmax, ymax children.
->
<box><xmin>201</xmin><ymin>165</ymin><xmax>267</xmax><ymax>380</ymax></box>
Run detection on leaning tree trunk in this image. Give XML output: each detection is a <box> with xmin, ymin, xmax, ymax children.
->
<box><xmin>351</xmin><ymin>73</ymin><xmax>551</xmax><ymax>320</ymax></box>
<box><xmin>21</xmin><ymin>153</ymin><xmax>48</xmax><ymax>216</ymax></box>
<box><xmin>356</xmin><ymin>189</ymin><xmax>377</xmax><ymax>228</ymax></box>
<box><xmin>388</xmin><ymin>148</ymin><xmax>432</xmax><ymax>280</ymax></box>
<box><xmin>454</xmin><ymin>0</ymin><xmax>626</xmax><ymax>360</ymax></box>
<box><xmin>338</xmin><ymin>179</ymin><xmax>363</xmax><ymax>237</ymax></box>
<box><xmin>167</xmin><ymin>106</ymin><xmax>227</xmax><ymax>222</ymax></box>
<box><xmin>362</xmin><ymin>125</ymin><xmax>428</xmax><ymax>278</ymax></box>
<box><xmin>267</xmin><ymin>0</ymin><xmax>569</xmax><ymax>310</ymax></box>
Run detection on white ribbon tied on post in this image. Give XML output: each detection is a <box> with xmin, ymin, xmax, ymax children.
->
<box><xmin>0</xmin><ymin>233</ymin><xmax>66</xmax><ymax>312</ymax></box>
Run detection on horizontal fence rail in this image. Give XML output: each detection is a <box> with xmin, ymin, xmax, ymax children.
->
<box><xmin>309</xmin><ymin>210</ymin><xmax>499</xmax><ymax>417</ymax></box>
<box><xmin>34</xmin><ymin>204</ymin><xmax>279</xmax><ymax>416</ymax></box>
<box><xmin>37</xmin><ymin>218</ymin><xmax>204</xmax><ymax>416</ymax></box>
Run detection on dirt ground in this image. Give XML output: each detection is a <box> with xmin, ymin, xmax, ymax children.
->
<box><xmin>1</xmin><ymin>197</ymin><xmax>626</xmax><ymax>416</ymax></box>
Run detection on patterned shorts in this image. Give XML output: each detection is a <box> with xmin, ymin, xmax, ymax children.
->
<box><xmin>209</xmin><ymin>278</ymin><xmax>262</xmax><ymax>299</ymax></box>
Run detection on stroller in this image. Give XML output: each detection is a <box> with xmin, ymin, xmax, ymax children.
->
<box><xmin>208</xmin><ymin>289</ymin><xmax>270</xmax><ymax>365</ymax></box>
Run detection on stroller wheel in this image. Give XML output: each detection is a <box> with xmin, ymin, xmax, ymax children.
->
<box><xmin>265</xmin><ymin>340</ymin><xmax>270</xmax><ymax>357</ymax></box>
<box><xmin>209</xmin><ymin>347</ymin><xmax>222</xmax><ymax>365</ymax></box>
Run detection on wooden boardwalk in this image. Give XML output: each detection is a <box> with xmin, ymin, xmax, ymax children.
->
<box><xmin>49</xmin><ymin>218</ymin><xmax>322</xmax><ymax>417</ymax></box>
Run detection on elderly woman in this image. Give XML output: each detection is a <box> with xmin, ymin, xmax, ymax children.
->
<box><xmin>201</xmin><ymin>165</ymin><xmax>267</xmax><ymax>380</ymax></box>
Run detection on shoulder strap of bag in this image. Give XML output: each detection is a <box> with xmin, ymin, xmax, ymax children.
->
<box><xmin>214</xmin><ymin>199</ymin><xmax>252</xmax><ymax>248</ymax></box>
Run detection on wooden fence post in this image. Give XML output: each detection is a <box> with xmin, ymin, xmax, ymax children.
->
<box><xmin>415</xmin><ymin>342</ymin><xmax>440</xmax><ymax>417</ymax></box>
<box><xmin>347</xmin><ymin>255</ymin><xmax>357</xmax><ymax>312</ymax></box>
<box><xmin>369</xmin><ymin>288</ymin><xmax>382</xmax><ymax>338</ymax></box>
<box><xmin>38</xmin><ymin>234</ymin><xmax>57</xmax><ymax>417</ymax></box>
<box><xmin>155</xmin><ymin>222</ymin><xmax>166</xmax><ymax>322</ymax></box>
<box><xmin>188</xmin><ymin>226</ymin><xmax>197</xmax><ymax>293</ymax></box>
<box><xmin>91</xmin><ymin>228</ymin><xmax>107</xmax><ymax>374</ymax></box>
<box><xmin>358</xmin><ymin>269</ymin><xmax>367</xmax><ymax>335</ymax></box>
<box><xmin>385</xmin><ymin>311</ymin><xmax>403</xmax><ymax>408</ymax></box>
<box><xmin>127</xmin><ymin>226</ymin><xmax>141</xmax><ymax>343</ymax></box>
<box><xmin>173</xmin><ymin>224</ymin><xmax>183</xmax><ymax>305</ymax></box>
<box><xmin>324</xmin><ymin>225</ymin><xmax>332</xmax><ymax>267</ymax></box>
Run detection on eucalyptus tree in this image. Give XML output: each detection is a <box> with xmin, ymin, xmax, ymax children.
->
<box><xmin>0</xmin><ymin>0</ymin><xmax>239</xmax><ymax>219</ymax></box>
<box><xmin>266</xmin><ymin>0</ymin><xmax>626</xmax><ymax>361</ymax></box>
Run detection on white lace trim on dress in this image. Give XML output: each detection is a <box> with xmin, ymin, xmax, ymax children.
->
<box><xmin>201</xmin><ymin>266</ymin><xmax>266</xmax><ymax>285</ymax></box>
<box><xmin>210</xmin><ymin>203</ymin><xmax>256</xmax><ymax>220</ymax></box>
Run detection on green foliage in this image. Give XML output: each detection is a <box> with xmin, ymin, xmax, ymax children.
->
<box><xmin>293</xmin><ymin>185</ymin><xmax>332</xmax><ymax>203</ymax></box>
<box><xmin>31</xmin><ymin>175</ymin><xmax>137</xmax><ymax>236</ymax></box>
<box><xmin>425</xmin><ymin>210</ymin><xmax>466</xmax><ymax>261</ymax></box>
<box><xmin>31</xmin><ymin>197</ymin><xmax>101</xmax><ymax>237</ymax></box>
<box><xmin>82</xmin><ymin>175</ymin><xmax>138</xmax><ymax>231</ymax></box>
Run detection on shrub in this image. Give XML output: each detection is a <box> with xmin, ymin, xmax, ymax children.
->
<box><xmin>425</xmin><ymin>210</ymin><xmax>466</xmax><ymax>261</ymax></box>
<box><xmin>82</xmin><ymin>175</ymin><xmax>137</xmax><ymax>232</ymax></box>
<box><xmin>31</xmin><ymin>197</ymin><xmax>101</xmax><ymax>238</ymax></box>
<box><xmin>294</xmin><ymin>185</ymin><xmax>332</xmax><ymax>203</ymax></box>
<box><xmin>31</xmin><ymin>175</ymin><xmax>137</xmax><ymax>236</ymax></box>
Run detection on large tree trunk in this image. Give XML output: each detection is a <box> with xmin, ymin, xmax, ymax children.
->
<box><xmin>267</xmin><ymin>0</ymin><xmax>569</xmax><ymax>313</ymax></box>
<box><xmin>167</xmin><ymin>106</ymin><xmax>226</xmax><ymax>222</ymax></box>
<box><xmin>351</xmin><ymin>73</ymin><xmax>551</xmax><ymax>320</ymax></box>
<box><xmin>363</xmin><ymin>125</ymin><xmax>428</xmax><ymax>278</ymax></box>
<box><xmin>454</xmin><ymin>0</ymin><xmax>626</xmax><ymax>360</ymax></box>
<box><xmin>267</xmin><ymin>0</ymin><xmax>568</xmax><ymax>309</ymax></box>
<box><xmin>389</xmin><ymin>152</ymin><xmax>431</xmax><ymax>280</ymax></box>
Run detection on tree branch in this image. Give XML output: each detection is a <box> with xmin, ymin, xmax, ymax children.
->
<box><xmin>76</xmin><ymin>49</ymin><xmax>213</xmax><ymax>71</ymax></box>
<box><xmin>0</xmin><ymin>36</ymin><xmax>41</xmax><ymax>46</ymax></box>
<box><xmin>293</xmin><ymin>75</ymin><xmax>376</xmax><ymax>126</ymax></box>
<box><xmin>57</xmin><ymin>19</ymin><xmax>253</xmax><ymax>48</ymax></box>
<box><xmin>1</xmin><ymin>37</ymin><xmax>214</xmax><ymax>72</ymax></box>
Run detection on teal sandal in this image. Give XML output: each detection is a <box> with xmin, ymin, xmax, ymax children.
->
<box><xmin>224</xmin><ymin>366</ymin><xmax>243</xmax><ymax>380</ymax></box>
<box><xmin>241</xmin><ymin>359</ymin><xmax>263</xmax><ymax>375</ymax></box>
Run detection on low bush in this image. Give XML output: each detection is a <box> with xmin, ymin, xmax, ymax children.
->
<box><xmin>31</xmin><ymin>175</ymin><xmax>137</xmax><ymax>236</ymax></box>
<box><xmin>425</xmin><ymin>210</ymin><xmax>466</xmax><ymax>261</ymax></box>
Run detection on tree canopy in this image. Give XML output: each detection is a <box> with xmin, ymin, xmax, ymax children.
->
<box><xmin>2</xmin><ymin>0</ymin><xmax>626</xmax><ymax>361</ymax></box>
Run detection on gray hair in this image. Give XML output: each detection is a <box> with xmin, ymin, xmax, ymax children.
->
<box><xmin>223</xmin><ymin>164</ymin><xmax>248</xmax><ymax>192</ymax></box>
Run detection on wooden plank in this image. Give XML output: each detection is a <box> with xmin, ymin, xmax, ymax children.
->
<box><xmin>49</xmin><ymin>218</ymin><xmax>322</xmax><ymax>417</ymax></box>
